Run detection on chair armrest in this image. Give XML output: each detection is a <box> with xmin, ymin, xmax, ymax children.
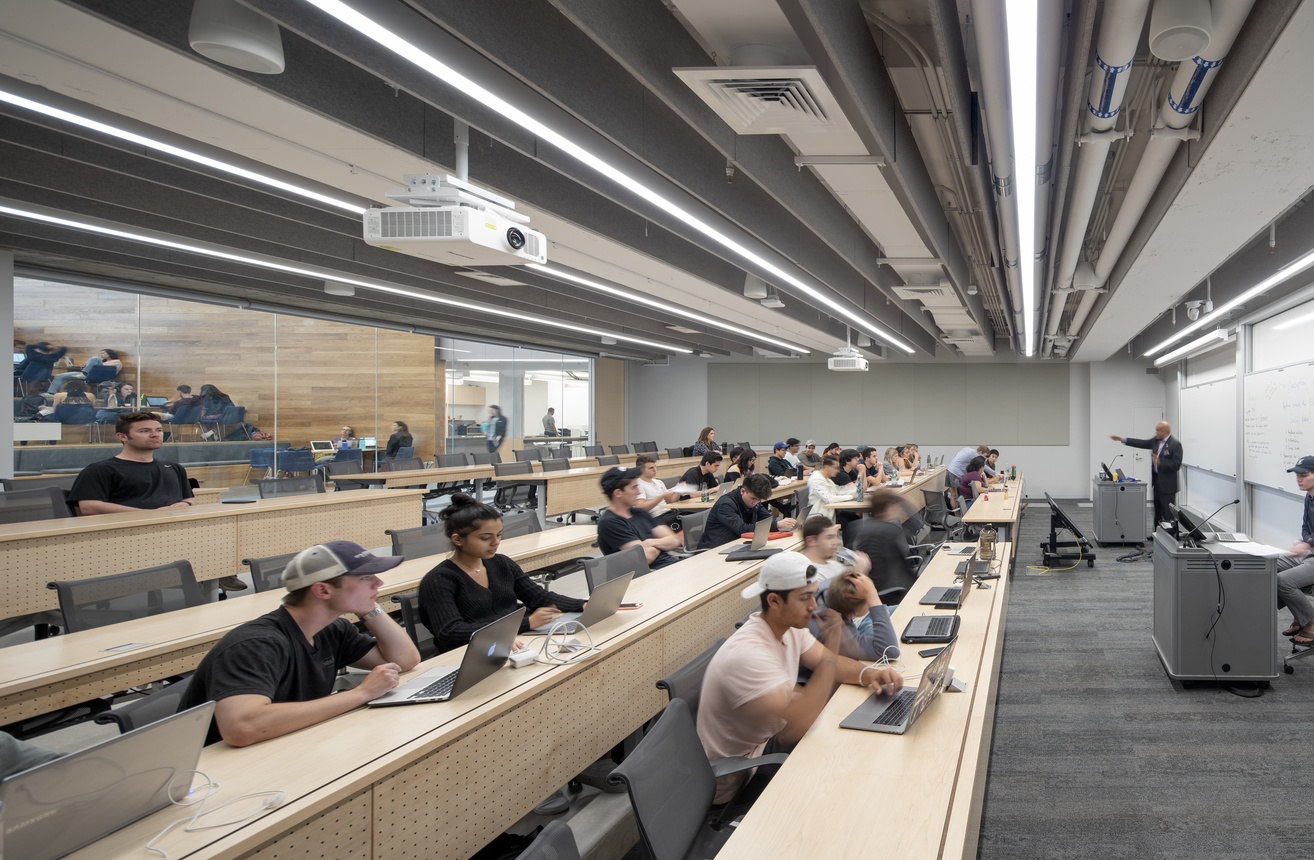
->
<box><xmin>708</xmin><ymin>752</ymin><xmax>789</xmax><ymax>779</ymax></box>
<box><xmin>907</xmin><ymin>542</ymin><xmax>938</xmax><ymax>554</ymax></box>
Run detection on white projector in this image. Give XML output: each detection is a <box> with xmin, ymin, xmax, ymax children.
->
<box><xmin>363</xmin><ymin>205</ymin><xmax>546</xmax><ymax>266</ymax></box>
<box><xmin>827</xmin><ymin>346</ymin><xmax>869</xmax><ymax>372</ymax></box>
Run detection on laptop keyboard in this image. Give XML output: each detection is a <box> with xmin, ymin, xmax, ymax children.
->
<box><xmin>926</xmin><ymin>616</ymin><xmax>955</xmax><ymax>637</ymax></box>
<box><xmin>409</xmin><ymin>670</ymin><xmax>458</xmax><ymax>700</ymax></box>
<box><xmin>872</xmin><ymin>689</ymin><xmax>917</xmax><ymax>726</ymax></box>
<box><xmin>937</xmin><ymin>587</ymin><xmax>961</xmax><ymax>604</ymax></box>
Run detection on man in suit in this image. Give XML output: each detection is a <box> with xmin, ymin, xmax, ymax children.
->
<box><xmin>1111</xmin><ymin>422</ymin><xmax>1183</xmax><ymax>533</ymax></box>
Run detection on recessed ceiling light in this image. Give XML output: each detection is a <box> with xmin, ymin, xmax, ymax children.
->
<box><xmin>666</xmin><ymin>324</ymin><xmax>700</xmax><ymax>334</ymax></box>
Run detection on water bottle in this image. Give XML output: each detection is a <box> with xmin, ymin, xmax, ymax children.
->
<box><xmin>855</xmin><ymin>479</ymin><xmax>864</xmax><ymax>502</ymax></box>
<box><xmin>1010</xmin><ymin>464</ymin><xmax>1017</xmax><ymax>481</ymax></box>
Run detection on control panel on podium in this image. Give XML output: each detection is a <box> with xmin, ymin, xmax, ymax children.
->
<box><xmin>1151</xmin><ymin>529</ymin><xmax>1277</xmax><ymax>682</ymax></box>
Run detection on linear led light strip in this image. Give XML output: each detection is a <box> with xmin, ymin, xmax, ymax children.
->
<box><xmin>1144</xmin><ymin>246</ymin><xmax>1314</xmax><ymax>356</ymax></box>
<box><xmin>1152</xmin><ymin>329</ymin><xmax>1229</xmax><ymax>367</ymax></box>
<box><xmin>303</xmin><ymin>0</ymin><xmax>915</xmax><ymax>355</ymax></box>
<box><xmin>528</xmin><ymin>263</ymin><xmax>811</xmax><ymax>355</ymax></box>
<box><xmin>0</xmin><ymin>204</ymin><xmax>691</xmax><ymax>354</ymax></box>
<box><xmin>1005</xmin><ymin>0</ymin><xmax>1038</xmax><ymax>357</ymax></box>
<box><xmin>0</xmin><ymin>88</ymin><xmax>368</xmax><ymax>215</ymax></box>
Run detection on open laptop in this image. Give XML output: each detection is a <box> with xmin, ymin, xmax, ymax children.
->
<box><xmin>1101</xmin><ymin>461</ymin><xmax>1115</xmax><ymax>481</ymax></box>
<box><xmin>360</xmin><ymin>436</ymin><xmax>378</xmax><ymax>449</ymax></box>
<box><xmin>144</xmin><ymin>395</ymin><xmax>169</xmax><ymax>407</ymax></box>
<box><xmin>1114</xmin><ymin>467</ymin><xmax>1128</xmax><ymax>481</ymax></box>
<box><xmin>368</xmin><ymin>608</ymin><xmax>524</xmax><ymax>707</ymax></box>
<box><xmin>839</xmin><ymin>639</ymin><xmax>957</xmax><ymax>735</ymax></box>
<box><xmin>920</xmin><ymin>551</ymin><xmax>982</xmax><ymax>608</ymax></box>
<box><xmin>310</xmin><ymin>440</ymin><xmax>336</xmax><ymax>454</ymax></box>
<box><xmin>0</xmin><ymin>702</ymin><xmax>215</xmax><ymax>860</ymax></box>
<box><xmin>723</xmin><ymin>517</ymin><xmax>783</xmax><ymax>561</ymax></box>
<box><xmin>529</xmin><ymin>571</ymin><xmax>633</xmax><ymax>633</ymax></box>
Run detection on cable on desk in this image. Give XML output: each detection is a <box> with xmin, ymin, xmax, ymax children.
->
<box><xmin>145</xmin><ymin>770</ymin><xmax>286</xmax><ymax>860</ymax></box>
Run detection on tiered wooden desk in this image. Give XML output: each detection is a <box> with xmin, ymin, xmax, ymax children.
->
<box><xmin>717</xmin><ymin>539</ymin><xmax>1013</xmax><ymax>860</ymax></box>
<box><xmin>961</xmin><ymin>474</ymin><xmax>1026</xmax><ymax>541</ymax></box>
<box><xmin>665</xmin><ymin>476</ymin><xmax>804</xmax><ymax>511</ymax></box>
<box><xmin>823</xmin><ymin>466</ymin><xmax>947</xmax><ymax>514</ymax></box>
<box><xmin>327</xmin><ymin>463</ymin><xmax>493</xmax><ymax>491</ymax></box>
<box><xmin>0</xmin><ymin>490</ymin><xmax>424</xmax><ymax>620</ymax></box>
<box><xmin>0</xmin><ymin>527</ymin><xmax>599</xmax><ymax>725</ymax></box>
<box><xmin>494</xmin><ymin>457</ymin><xmax>700</xmax><ymax>520</ymax></box>
<box><xmin>66</xmin><ymin>532</ymin><xmax>801</xmax><ymax>860</ymax></box>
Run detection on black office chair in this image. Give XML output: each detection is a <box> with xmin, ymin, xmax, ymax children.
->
<box><xmin>518</xmin><ymin>820</ymin><xmax>582</xmax><ymax>860</ymax></box>
<box><xmin>666</xmin><ymin>447</ymin><xmax>685</xmax><ymax>459</ymax></box>
<box><xmin>325</xmin><ymin>460</ymin><xmax>370</xmax><ymax>491</ymax></box>
<box><xmin>0</xmin><ymin>486</ymin><xmax>72</xmax><ymax>523</ymax></box>
<box><xmin>655</xmin><ymin>637</ymin><xmax>726</xmax><ymax>720</ymax></box>
<box><xmin>492</xmin><ymin>460</ymin><xmax>537</xmax><ymax>511</ymax></box>
<box><xmin>541</xmin><ymin>456</ymin><xmax>570</xmax><ymax>472</ymax></box>
<box><xmin>391</xmin><ymin>590</ymin><xmax>439</xmax><ymax>660</ymax></box>
<box><xmin>596</xmin><ymin>454</ymin><xmax>620</xmax><ymax>466</ymax></box>
<box><xmin>679</xmin><ymin>509</ymin><xmax>712</xmax><ymax>553</ymax></box>
<box><xmin>583</xmin><ymin>445</ymin><xmax>604</xmax><ymax>457</ymax></box>
<box><xmin>258</xmin><ymin>475</ymin><xmax>326</xmax><ymax>498</ymax></box>
<box><xmin>47</xmin><ymin>559</ymin><xmax>205</xmax><ymax>633</ymax></box>
<box><xmin>243</xmin><ymin>551</ymin><xmax>299</xmax><ymax>593</ymax></box>
<box><xmin>609</xmin><ymin>444</ymin><xmax>630</xmax><ymax>455</ymax></box>
<box><xmin>514</xmin><ymin>448</ymin><xmax>542</xmax><ymax>462</ymax></box>
<box><xmin>582</xmin><ymin>544</ymin><xmax>650</xmax><ymax>592</ymax></box>
<box><xmin>94</xmin><ymin>677</ymin><xmax>193</xmax><ymax>734</ymax></box>
<box><xmin>387</xmin><ymin>457</ymin><xmax>424</xmax><ymax>472</ymax></box>
<box><xmin>386</xmin><ymin>522</ymin><xmax>451</xmax><ymax>558</ymax></box>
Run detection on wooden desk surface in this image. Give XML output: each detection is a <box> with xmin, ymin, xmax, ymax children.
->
<box><xmin>962</xmin><ymin>475</ymin><xmax>1025</xmax><ymax>525</ymax></box>
<box><xmin>0</xmin><ymin>526</ymin><xmax>599</xmax><ymax>724</ymax></box>
<box><xmin>327</xmin><ymin>464</ymin><xmax>494</xmax><ymax>489</ymax></box>
<box><xmin>822</xmin><ymin>467</ymin><xmax>945</xmax><ymax>511</ymax></box>
<box><xmin>666</xmin><ymin>478</ymin><xmax>803</xmax><ymax>511</ymax></box>
<box><xmin>0</xmin><ymin>489</ymin><xmax>424</xmax><ymax>620</ymax></box>
<box><xmin>717</xmin><ymin>540</ymin><xmax>1013</xmax><ymax>860</ymax></box>
<box><xmin>69</xmin><ymin>531</ymin><xmax>801</xmax><ymax>860</ymax></box>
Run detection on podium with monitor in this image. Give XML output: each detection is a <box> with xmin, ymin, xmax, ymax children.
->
<box><xmin>1151</xmin><ymin>528</ymin><xmax>1277</xmax><ymax>682</ymax></box>
<box><xmin>1092</xmin><ymin>477</ymin><xmax>1148</xmax><ymax>543</ymax></box>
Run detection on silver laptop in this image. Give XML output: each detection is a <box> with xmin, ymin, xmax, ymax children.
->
<box><xmin>0</xmin><ymin>702</ymin><xmax>215</xmax><ymax>860</ymax></box>
<box><xmin>920</xmin><ymin>551</ymin><xmax>984</xmax><ymax>608</ymax></box>
<box><xmin>840</xmin><ymin>639</ymin><xmax>957</xmax><ymax>735</ymax></box>
<box><xmin>368</xmin><ymin>608</ymin><xmax>524</xmax><ymax>707</ymax></box>
<box><xmin>530</xmin><ymin>571</ymin><xmax>633</xmax><ymax>633</ymax></box>
<box><xmin>310</xmin><ymin>440</ymin><xmax>336</xmax><ymax>453</ymax></box>
<box><xmin>360</xmin><ymin>436</ymin><xmax>378</xmax><ymax>449</ymax></box>
<box><xmin>720</xmin><ymin>516</ymin><xmax>770</xmax><ymax>554</ymax></box>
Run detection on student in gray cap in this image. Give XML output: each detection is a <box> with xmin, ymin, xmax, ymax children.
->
<box><xmin>178</xmin><ymin>541</ymin><xmax>421</xmax><ymax>746</ymax></box>
<box><xmin>1278</xmin><ymin>456</ymin><xmax>1314</xmax><ymax>644</ymax></box>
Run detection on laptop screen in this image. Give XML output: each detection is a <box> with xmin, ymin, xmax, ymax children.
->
<box><xmin>361</xmin><ymin>437</ymin><xmax>378</xmax><ymax>449</ymax></box>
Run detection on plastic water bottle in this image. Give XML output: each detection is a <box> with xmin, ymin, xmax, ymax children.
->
<box><xmin>855</xmin><ymin>479</ymin><xmax>864</xmax><ymax>502</ymax></box>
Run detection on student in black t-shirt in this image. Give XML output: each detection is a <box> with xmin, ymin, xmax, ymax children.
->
<box><xmin>596</xmin><ymin>466</ymin><xmax>682</xmax><ymax>569</ymax></box>
<box><xmin>679</xmin><ymin>452</ymin><xmax>723</xmax><ymax>495</ymax></box>
<box><xmin>177</xmin><ymin>541</ymin><xmax>421</xmax><ymax>746</ymax></box>
<box><xmin>67</xmin><ymin>411</ymin><xmax>195</xmax><ymax>515</ymax></box>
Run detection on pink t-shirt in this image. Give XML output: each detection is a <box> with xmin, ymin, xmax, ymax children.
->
<box><xmin>696</xmin><ymin>613</ymin><xmax>817</xmax><ymax>804</ymax></box>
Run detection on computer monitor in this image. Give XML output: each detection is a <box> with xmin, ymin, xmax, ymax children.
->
<box><xmin>1100</xmin><ymin>461</ymin><xmax>1115</xmax><ymax>482</ymax></box>
<box><xmin>1169</xmin><ymin>504</ymin><xmax>1208</xmax><ymax>546</ymax></box>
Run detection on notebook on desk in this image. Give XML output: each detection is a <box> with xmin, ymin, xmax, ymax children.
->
<box><xmin>529</xmin><ymin>572</ymin><xmax>633</xmax><ymax>633</ymax></box>
<box><xmin>368</xmin><ymin>609</ymin><xmax>524</xmax><ymax>707</ymax></box>
<box><xmin>0</xmin><ymin>702</ymin><xmax>215</xmax><ymax>860</ymax></box>
<box><xmin>839</xmin><ymin>639</ymin><xmax>957</xmax><ymax>735</ymax></box>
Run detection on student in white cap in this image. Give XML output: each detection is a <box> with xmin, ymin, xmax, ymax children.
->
<box><xmin>695</xmin><ymin>551</ymin><xmax>903</xmax><ymax>805</ymax></box>
<box><xmin>178</xmin><ymin>540</ymin><xmax>421</xmax><ymax>746</ymax></box>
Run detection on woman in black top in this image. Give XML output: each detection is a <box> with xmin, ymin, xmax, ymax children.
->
<box><xmin>724</xmin><ymin>448</ymin><xmax>757</xmax><ymax>483</ymax></box>
<box><xmin>486</xmin><ymin>405</ymin><xmax>508</xmax><ymax>453</ymax></box>
<box><xmin>418</xmin><ymin>494</ymin><xmax>585</xmax><ymax>653</ymax></box>
<box><xmin>197</xmin><ymin>383</ymin><xmax>234</xmax><ymax>420</ymax></box>
<box><xmin>385</xmin><ymin>420</ymin><xmax>413</xmax><ymax>459</ymax></box>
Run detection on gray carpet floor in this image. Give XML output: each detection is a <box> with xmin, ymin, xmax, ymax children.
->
<box><xmin>977</xmin><ymin>500</ymin><xmax>1313</xmax><ymax>859</ymax></box>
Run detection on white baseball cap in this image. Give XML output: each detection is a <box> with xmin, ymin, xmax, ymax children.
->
<box><xmin>741</xmin><ymin>551</ymin><xmax>819</xmax><ymax>599</ymax></box>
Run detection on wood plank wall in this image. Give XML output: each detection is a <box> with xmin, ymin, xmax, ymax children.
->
<box><xmin>14</xmin><ymin>284</ymin><xmax>438</xmax><ymax>457</ymax></box>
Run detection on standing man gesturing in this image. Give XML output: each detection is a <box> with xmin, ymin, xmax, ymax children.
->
<box><xmin>1111</xmin><ymin>421</ymin><xmax>1182</xmax><ymax>533</ymax></box>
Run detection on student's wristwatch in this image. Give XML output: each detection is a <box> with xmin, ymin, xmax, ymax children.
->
<box><xmin>361</xmin><ymin>604</ymin><xmax>385</xmax><ymax>621</ymax></box>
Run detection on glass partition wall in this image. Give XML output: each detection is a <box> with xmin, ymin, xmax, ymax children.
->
<box><xmin>13</xmin><ymin>276</ymin><xmax>593</xmax><ymax>485</ymax></box>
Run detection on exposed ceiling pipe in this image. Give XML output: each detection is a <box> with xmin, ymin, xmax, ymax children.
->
<box><xmin>1044</xmin><ymin>0</ymin><xmax>1151</xmax><ymax>353</ymax></box>
<box><xmin>1031</xmin><ymin>0</ymin><xmax>1064</xmax><ymax>352</ymax></box>
<box><xmin>1065</xmin><ymin>0</ymin><xmax>1255</xmax><ymax>337</ymax></box>
<box><xmin>968</xmin><ymin>0</ymin><xmax>1024</xmax><ymax>334</ymax></box>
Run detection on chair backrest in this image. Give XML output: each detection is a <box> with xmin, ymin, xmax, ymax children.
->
<box><xmin>493</xmin><ymin>460</ymin><xmax>533</xmax><ymax>477</ymax></box>
<box><xmin>518</xmin><ymin>820</ymin><xmax>582</xmax><ymax>860</ymax></box>
<box><xmin>325</xmin><ymin>460</ymin><xmax>364</xmax><ymax>477</ymax></box>
<box><xmin>258</xmin><ymin>475</ymin><xmax>326</xmax><ymax>498</ymax></box>
<box><xmin>386</xmin><ymin>522</ymin><xmax>452</xmax><ymax>558</ymax></box>
<box><xmin>793</xmin><ymin>485</ymin><xmax>810</xmax><ymax>519</ymax></box>
<box><xmin>921</xmin><ymin>488</ymin><xmax>948</xmax><ymax>526</ymax></box>
<box><xmin>437</xmin><ymin>452</ymin><xmax>471</xmax><ymax>468</ymax></box>
<box><xmin>680</xmin><ymin>509</ymin><xmax>711</xmax><ymax>552</ymax></box>
<box><xmin>391</xmin><ymin>590</ymin><xmax>439</xmax><ymax>660</ymax></box>
<box><xmin>596</xmin><ymin>454</ymin><xmax>620</xmax><ymax>466</ymax></box>
<box><xmin>243</xmin><ymin>551</ymin><xmax>299</xmax><ymax>593</ymax></box>
<box><xmin>248</xmin><ymin>447</ymin><xmax>277</xmax><ymax>468</ymax></box>
<box><xmin>541</xmin><ymin>457</ymin><xmax>570</xmax><ymax>472</ymax></box>
<box><xmin>168</xmin><ymin>402</ymin><xmax>203</xmax><ymax>425</ymax></box>
<box><xmin>655</xmin><ymin>637</ymin><xmax>726</xmax><ymax>720</ymax></box>
<box><xmin>388</xmin><ymin>457</ymin><xmax>424</xmax><ymax>472</ymax></box>
<box><xmin>583</xmin><ymin>544</ymin><xmax>650</xmax><ymax>592</ymax></box>
<box><xmin>514</xmin><ymin>448</ymin><xmax>542</xmax><ymax>462</ymax></box>
<box><xmin>665</xmin><ymin>447</ymin><xmax>685</xmax><ymax>459</ymax></box>
<box><xmin>332</xmin><ymin>447</ymin><xmax>364</xmax><ymax>463</ymax></box>
<box><xmin>609</xmin><ymin>444</ymin><xmax>631</xmax><ymax>455</ymax></box>
<box><xmin>276</xmin><ymin>449</ymin><xmax>316</xmax><ymax>473</ymax></box>
<box><xmin>93</xmin><ymin>677</ymin><xmax>193</xmax><ymax>734</ymax></box>
<box><xmin>54</xmin><ymin>403</ymin><xmax>96</xmax><ymax>424</ymax></box>
<box><xmin>501</xmin><ymin>511</ymin><xmax>543</xmax><ymax>538</ymax></box>
<box><xmin>47</xmin><ymin>560</ymin><xmax>204</xmax><ymax>633</ymax></box>
<box><xmin>218</xmin><ymin>405</ymin><xmax>246</xmax><ymax>424</ymax></box>
<box><xmin>394</xmin><ymin>446</ymin><xmax>415</xmax><ymax>459</ymax></box>
<box><xmin>470</xmin><ymin>452</ymin><xmax>499</xmax><ymax>465</ymax></box>
<box><xmin>608</xmin><ymin>699</ymin><xmax>714</xmax><ymax>860</ymax></box>
<box><xmin>84</xmin><ymin>363</ymin><xmax>120</xmax><ymax>385</ymax></box>
<box><xmin>583</xmin><ymin>445</ymin><xmax>604</xmax><ymax>457</ymax></box>
<box><xmin>637</xmin><ymin>441</ymin><xmax>658</xmax><ymax>453</ymax></box>
<box><xmin>0</xmin><ymin>486</ymin><xmax>71</xmax><ymax>523</ymax></box>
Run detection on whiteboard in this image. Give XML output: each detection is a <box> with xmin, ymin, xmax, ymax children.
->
<box><xmin>1179</xmin><ymin>379</ymin><xmax>1236</xmax><ymax>475</ymax></box>
<box><xmin>1243</xmin><ymin>362</ymin><xmax>1314</xmax><ymax>493</ymax></box>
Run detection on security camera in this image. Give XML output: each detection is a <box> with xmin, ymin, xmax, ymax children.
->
<box><xmin>1185</xmin><ymin>300</ymin><xmax>1203</xmax><ymax>321</ymax></box>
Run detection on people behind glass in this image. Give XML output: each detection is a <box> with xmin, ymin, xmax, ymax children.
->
<box><xmin>18</xmin><ymin>341</ymin><xmax>67</xmax><ymax>393</ymax></box>
<box><xmin>46</xmin><ymin>347</ymin><xmax>122</xmax><ymax>394</ymax></box>
<box><xmin>198</xmin><ymin>384</ymin><xmax>234</xmax><ymax>421</ymax></box>
<box><xmin>542</xmin><ymin>407</ymin><xmax>558</xmax><ymax>437</ymax></box>
<box><xmin>691</xmin><ymin>426</ymin><xmax>720</xmax><ymax>456</ymax></box>
<box><xmin>40</xmin><ymin>379</ymin><xmax>93</xmax><ymax>419</ymax></box>
<box><xmin>336</xmin><ymin>425</ymin><xmax>357</xmax><ymax>450</ymax></box>
<box><xmin>386</xmin><ymin>421</ymin><xmax>413</xmax><ymax>459</ymax></box>
<box><xmin>417</xmin><ymin>494</ymin><xmax>586</xmax><ymax>653</ymax></box>
<box><xmin>486</xmin><ymin>404</ymin><xmax>508</xmax><ymax>453</ymax></box>
<box><xmin>93</xmin><ymin>381</ymin><xmax>137</xmax><ymax>424</ymax></box>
